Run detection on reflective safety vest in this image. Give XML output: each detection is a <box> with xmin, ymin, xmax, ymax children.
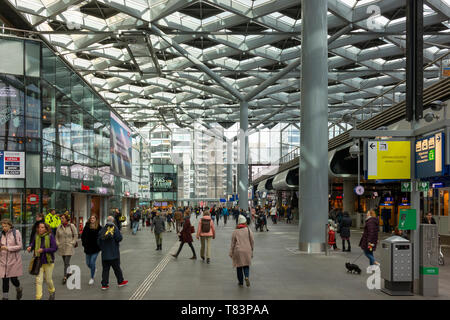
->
<box><xmin>45</xmin><ymin>213</ymin><xmax>61</xmax><ymax>229</ymax></box>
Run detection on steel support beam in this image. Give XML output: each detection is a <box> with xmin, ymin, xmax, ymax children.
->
<box><xmin>238</xmin><ymin>101</ymin><xmax>249</xmax><ymax>211</ymax></box>
<box><xmin>150</xmin><ymin>24</ymin><xmax>245</xmax><ymax>102</ymax></box>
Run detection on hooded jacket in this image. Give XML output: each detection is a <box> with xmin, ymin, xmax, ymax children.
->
<box><xmin>81</xmin><ymin>222</ymin><xmax>102</xmax><ymax>254</ymax></box>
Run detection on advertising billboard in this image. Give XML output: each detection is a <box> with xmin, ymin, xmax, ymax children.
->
<box><xmin>110</xmin><ymin>112</ymin><xmax>132</xmax><ymax>179</ymax></box>
<box><xmin>0</xmin><ymin>151</ymin><xmax>25</xmax><ymax>178</ymax></box>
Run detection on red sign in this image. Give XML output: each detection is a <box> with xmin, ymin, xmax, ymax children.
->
<box><xmin>27</xmin><ymin>194</ymin><xmax>39</xmax><ymax>205</ymax></box>
<box><xmin>81</xmin><ymin>183</ymin><xmax>90</xmax><ymax>191</ymax></box>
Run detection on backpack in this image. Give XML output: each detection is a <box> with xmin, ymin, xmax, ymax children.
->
<box><xmin>201</xmin><ymin>218</ymin><xmax>211</xmax><ymax>233</ymax></box>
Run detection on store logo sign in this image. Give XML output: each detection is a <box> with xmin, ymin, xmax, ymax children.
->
<box><xmin>81</xmin><ymin>183</ymin><xmax>90</xmax><ymax>191</ymax></box>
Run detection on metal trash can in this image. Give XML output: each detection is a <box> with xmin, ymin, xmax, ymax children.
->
<box><xmin>380</xmin><ymin>236</ymin><xmax>413</xmax><ymax>296</ymax></box>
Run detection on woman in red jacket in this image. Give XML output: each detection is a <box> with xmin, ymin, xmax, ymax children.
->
<box><xmin>172</xmin><ymin>213</ymin><xmax>197</xmax><ymax>260</ymax></box>
<box><xmin>359</xmin><ymin>210</ymin><xmax>379</xmax><ymax>266</ymax></box>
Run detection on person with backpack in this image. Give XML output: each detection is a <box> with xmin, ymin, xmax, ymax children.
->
<box><xmin>196</xmin><ymin>211</ymin><xmax>216</xmax><ymax>264</ymax></box>
<box><xmin>153</xmin><ymin>211</ymin><xmax>166</xmax><ymax>250</ymax></box>
<box><xmin>222</xmin><ymin>206</ymin><xmax>229</xmax><ymax>225</ymax></box>
<box><xmin>0</xmin><ymin>219</ymin><xmax>23</xmax><ymax>300</ymax></box>
<box><xmin>229</xmin><ymin>215</ymin><xmax>254</xmax><ymax>287</ymax></box>
<box><xmin>81</xmin><ymin>215</ymin><xmax>102</xmax><ymax>285</ymax></box>
<box><xmin>172</xmin><ymin>212</ymin><xmax>197</xmax><ymax>260</ymax></box>
<box><xmin>27</xmin><ymin>221</ymin><xmax>57</xmax><ymax>300</ymax></box>
<box><xmin>97</xmin><ymin>216</ymin><xmax>128</xmax><ymax>290</ymax></box>
<box><xmin>55</xmin><ymin>213</ymin><xmax>78</xmax><ymax>285</ymax></box>
<box><xmin>132</xmin><ymin>208</ymin><xmax>141</xmax><ymax>235</ymax></box>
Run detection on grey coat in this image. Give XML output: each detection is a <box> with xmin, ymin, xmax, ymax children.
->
<box><xmin>153</xmin><ymin>216</ymin><xmax>166</xmax><ymax>234</ymax></box>
<box><xmin>229</xmin><ymin>227</ymin><xmax>254</xmax><ymax>268</ymax></box>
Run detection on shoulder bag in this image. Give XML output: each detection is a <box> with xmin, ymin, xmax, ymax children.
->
<box><xmin>69</xmin><ymin>224</ymin><xmax>78</xmax><ymax>248</ymax></box>
<box><xmin>29</xmin><ymin>254</ymin><xmax>42</xmax><ymax>275</ymax></box>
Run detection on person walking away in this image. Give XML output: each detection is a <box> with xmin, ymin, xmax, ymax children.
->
<box><xmin>27</xmin><ymin>221</ymin><xmax>57</xmax><ymax>300</ymax></box>
<box><xmin>166</xmin><ymin>211</ymin><xmax>174</xmax><ymax>232</ymax></box>
<box><xmin>229</xmin><ymin>215</ymin><xmax>254</xmax><ymax>287</ymax></box>
<box><xmin>197</xmin><ymin>211</ymin><xmax>215</xmax><ymax>264</ymax></box>
<box><xmin>81</xmin><ymin>215</ymin><xmax>102</xmax><ymax>285</ymax></box>
<box><xmin>153</xmin><ymin>211</ymin><xmax>166</xmax><ymax>250</ymax></box>
<box><xmin>223</xmin><ymin>207</ymin><xmax>229</xmax><ymax>225</ymax></box>
<box><xmin>172</xmin><ymin>213</ymin><xmax>197</xmax><ymax>260</ymax></box>
<box><xmin>55</xmin><ymin>213</ymin><xmax>78</xmax><ymax>284</ymax></box>
<box><xmin>381</xmin><ymin>208</ymin><xmax>391</xmax><ymax>233</ymax></box>
<box><xmin>114</xmin><ymin>208</ymin><xmax>122</xmax><ymax>231</ymax></box>
<box><xmin>270</xmin><ymin>205</ymin><xmax>277</xmax><ymax>224</ymax></box>
<box><xmin>29</xmin><ymin>213</ymin><xmax>44</xmax><ymax>247</ymax></box>
<box><xmin>0</xmin><ymin>219</ymin><xmax>23</xmax><ymax>300</ymax></box>
<box><xmin>45</xmin><ymin>209</ymin><xmax>61</xmax><ymax>236</ymax></box>
<box><xmin>132</xmin><ymin>208</ymin><xmax>141</xmax><ymax>235</ymax></box>
<box><xmin>286</xmin><ymin>205</ymin><xmax>293</xmax><ymax>224</ymax></box>
<box><xmin>97</xmin><ymin>216</ymin><xmax>128</xmax><ymax>290</ymax></box>
<box><xmin>359</xmin><ymin>210</ymin><xmax>379</xmax><ymax>266</ymax></box>
<box><xmin>339</xmin><ymin>211</ymin><xmax>352</xmax><ymax>252</ymax></box>
<box><xmin>210</xmin><ymin>206</ymin><xmax>216</xmax><ymax>223</ymax></box>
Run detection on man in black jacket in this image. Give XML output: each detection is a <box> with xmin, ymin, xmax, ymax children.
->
<box><xmin>97</xmin><ymin>216</ymin><xmax>128</xmax><ymax>290</ymax></box>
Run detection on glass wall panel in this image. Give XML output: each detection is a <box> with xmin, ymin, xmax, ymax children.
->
<box><xmin>25</xmin><ymin>77</ymin><xmax>40</xmax><ymax>138</ymax></box>
<box><xmin>0</xmin><ymin>39</ymin><xmax>23</xmax><ymax>75</ymax></box>
<box><xmin>25</xmin><ymin>41</ymin><xmax>40</xmax><ymax>77</ymax></box>
<box><xmin>42</xmin><ymin>47</ymin><xmax>55</xmax><ymax>84</ymax></box>
<box><xmin>0</xmin><ymin>74</ymin><xmax>25</xmax><ymax>140</ymax></box>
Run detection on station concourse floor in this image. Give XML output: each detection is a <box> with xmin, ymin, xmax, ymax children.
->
<box><xmin>16</xmin><ymin>217</ymin><xmax>450</xmax><ymax>300</ymax></box>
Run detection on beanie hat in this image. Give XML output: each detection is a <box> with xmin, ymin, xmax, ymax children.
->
<box><xmin>238</xmin><ymin>215</ymin><xmax>247</xmax><ymax>225</ymax></box>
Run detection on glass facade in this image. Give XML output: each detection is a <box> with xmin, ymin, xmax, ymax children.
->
<box><xmin>0</xmin><ymin>36</ymin><xmax>144</xmax><ymax>246</ymax></box>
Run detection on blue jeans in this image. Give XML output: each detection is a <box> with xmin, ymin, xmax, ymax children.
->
<box><xmin>85</xmin><ymin>252</ymin><xmax>99</xmax><ymax>278</ymax></box>
<box><xmin>132</xmin><ymin>221</ymin><xmax>139</xmax><ymax>234</ymax></box>
<box><xmin>364</xmin><ymin>249</ymin><xmax>375</xmax><ymax>265</ymax></box>
<box><xmin>236</xmin><ymin>266</ymin><xmax>250</xmax><ymax>285</ymax></box>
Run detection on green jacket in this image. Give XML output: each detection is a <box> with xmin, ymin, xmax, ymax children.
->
<box><xmin>45</xmin><ymin>213</ymin><xmax>61</xmax><ymax>229</ymax></box>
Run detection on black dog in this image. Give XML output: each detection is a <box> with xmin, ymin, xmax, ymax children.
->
<box><xmin>345</xmin><ymin>262</ymin><xmax>361</xmax><ymax>275</ymax></box>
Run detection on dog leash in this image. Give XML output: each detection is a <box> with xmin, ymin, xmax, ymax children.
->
<box><xmin>351</xmin><ymin>252</ymin><xmax>364</xmax><ymax>264</ymax></box>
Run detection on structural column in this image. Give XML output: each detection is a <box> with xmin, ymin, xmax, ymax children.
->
<box><xmin>238</xmin><ymin>101</ymin><xmax>249</xmax><ymax>210</ymax></box>
<box><xmin>298</xmin><ymin>0</ymin><xmax>328</xmax><ymax>253</ymax></box>
<box><xmin>226</xmin><ymin>139</ymin><xmax>233</xmax><ymax>198</ymax></box>
<box><xmin>343</xmin><ymin>180</ymin><xmax>356</xmax><ymax>214</ymax></box>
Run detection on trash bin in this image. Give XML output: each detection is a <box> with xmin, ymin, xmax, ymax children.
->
<box><xmin>380</xmin><ymin>236</ymin><xmax>413</xmax><ymax>296</ymax></box>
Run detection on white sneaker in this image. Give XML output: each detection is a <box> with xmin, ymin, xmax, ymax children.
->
<box><xmin>89</xmin><ymin>278</ymin><xmax>94</xmax><ymax>285</ymax></box>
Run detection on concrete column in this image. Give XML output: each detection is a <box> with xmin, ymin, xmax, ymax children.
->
<box><xmin>298</xmin><ymin>0</ymin><xmax>328</xmax><ymax>253</ymax></box>
<box><xmin>226</xmin><ymin>140</ymin><xmax>233</xmax><ymax>197</ymax></box>
<box><xmin>343</xmin><ymin>180</ymin><xmax>356</xmax><ymax>214</ymax></box>
<box><xmin>238</xmin><ymin>101</ymin><xmax>249</xmax><ymax>210</ymax></box>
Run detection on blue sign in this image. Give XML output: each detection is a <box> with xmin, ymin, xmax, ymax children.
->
<box><xmin>219</xmin><ymin>198</ymin><xmax>226</xmax><ymax>203</ymax></box>
<box><xmin>0</xmin><ymin>152</ymin><xmax>4</xmax><ymax>175</ymax></box>
<box><xmin>432</xmin><ymin>182</ymin><xmax>444</xmax><ymax>188</ymax></box>
<box><xmin>415</xmin><ymin>132</ymin><xmax>445</xmax><ymax>178</ymax></box>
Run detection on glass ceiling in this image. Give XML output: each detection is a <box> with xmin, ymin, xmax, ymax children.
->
<box><xmin>3</xmin><ymin>0</ymin><xmax>450</xmax><ymax>136</ymax></box>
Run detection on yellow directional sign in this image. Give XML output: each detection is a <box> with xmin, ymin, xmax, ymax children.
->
<box><xmin>367</xmin><ymin>140</ymin><xmax>411</xmax><ymax>179</ymax></box>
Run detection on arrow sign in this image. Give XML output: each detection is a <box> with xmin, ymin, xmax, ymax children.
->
<box><xmin>370</xmin><ymin>143</ymin><xmax>376</xmax><ymax>149</ymax></box>
<box><xmin>437</xmin><ymin>135</ymin><xmax>441</xmax><ymax>142</ymax></box>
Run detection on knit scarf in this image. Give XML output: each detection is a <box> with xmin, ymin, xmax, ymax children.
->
<box><xmin>35</xmin><ymin>233</ymin><xmax>53</xmax><ymax>264</ymax></box>
<box><xmin>237</xmin><ymin>224</ymin><xmax>247</xmax><ymax>229</ymax></box>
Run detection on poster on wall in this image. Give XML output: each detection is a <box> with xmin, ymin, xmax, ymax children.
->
<box><xmin>151</xmin><ymin>174</ymin><xmax>176</xmax><ymax>192</ymax></box>
<box><xmin>0</xmin><ymin>151</ymin><xmax>25</xmax><ymax>178</ymax></box>
<box><xmin>110</xmin><ymin>112</ymin><xmax>132</xmax><ymax>179</ymax></box>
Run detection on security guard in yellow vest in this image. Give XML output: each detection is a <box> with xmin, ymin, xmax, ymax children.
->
<box><xmin>45</xmin><ymin>209</ymin><xmax>61</xmax><ymax>235</ymax></box>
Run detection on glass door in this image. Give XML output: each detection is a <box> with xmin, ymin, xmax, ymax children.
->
<box><xmin>0</xmin><ymin>193</ymin><xmax>23</xmax><ymax>223</ymax></box>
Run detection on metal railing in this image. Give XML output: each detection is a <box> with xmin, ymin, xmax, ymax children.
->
<box><xmin>279</xmin><ymin>147</ymin><xmax>300</xmax><ymax>165</ymax></box>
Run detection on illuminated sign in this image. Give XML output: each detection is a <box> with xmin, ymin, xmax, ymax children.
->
<box><xmin>415</xmin><ymin>132</ymin><xmax>444</xmax><ymax>178</ymax></box>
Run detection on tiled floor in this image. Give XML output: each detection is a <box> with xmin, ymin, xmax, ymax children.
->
<box><xmin>12</xmin><ymin>217</ymin><xmax>450</xmax><ymax>300</ymax></box>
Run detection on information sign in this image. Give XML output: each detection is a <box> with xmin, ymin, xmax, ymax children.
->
<box><xmin>367</xmin><ymin>141</ymin><xmax>411</xmax><ymax>180</ymax></box>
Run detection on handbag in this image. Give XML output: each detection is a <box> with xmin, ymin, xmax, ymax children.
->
<box><xmin>190</xmin><ymin>225</ymin><xmax>195</xmax><ymax>233</ymax></box>
<box><xmin>68</xmin><ymin>224</ymin><xmax>78</xmax><ymax>248</ymax></box>
<box><xmin>29</xmin><ymin>256</ymin><xmax>42</xmax><ymax>275</ymax></box>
